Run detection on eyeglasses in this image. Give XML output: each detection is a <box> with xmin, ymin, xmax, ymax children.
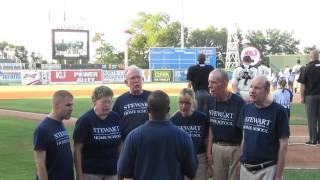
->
<box><xmin>179</xmin><ymin>101</ymin><xmax>192</xmax><ymax>105</ymax></box>
<box><xmin>127</xmin><ymin>76</ymin><xmax>143</xmax><ymax>81</ymax></box>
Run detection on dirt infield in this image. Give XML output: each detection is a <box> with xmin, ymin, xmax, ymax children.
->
<box><xmin>0</xmin><ymin>83</ymin><xmax>186</xmax><ymax>99</ymax></box>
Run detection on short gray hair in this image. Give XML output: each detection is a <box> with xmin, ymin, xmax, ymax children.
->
<box><xmin>124</xmin><ymin>65</ymin><xmax>143</xmax><ymax>79</ymax></box>
<box><xmin>211</xmin><ymin>68</ymin><xmax>229</xmax><ymax>84</ymax></box>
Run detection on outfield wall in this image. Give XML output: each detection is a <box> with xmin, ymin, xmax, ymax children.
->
<box><xmin>0</xmin><ymin>69</ymin><xmax>188</xmax><ymax>85</ymax></box>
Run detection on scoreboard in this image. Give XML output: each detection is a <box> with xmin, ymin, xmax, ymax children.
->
<box><xmin>149</xmin><ymin>47</ymin><xmax>216</xmax><ymax>69</ymax></box>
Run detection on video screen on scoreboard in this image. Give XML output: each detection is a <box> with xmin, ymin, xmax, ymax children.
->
<box><xmin>52</xmin><ymin>29</ymin><xmax>89</xmax><ymax>60</ymax></box>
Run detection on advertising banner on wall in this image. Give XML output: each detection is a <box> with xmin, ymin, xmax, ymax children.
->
<box><xmin>21</xmin><ymin>70</ymin><xmax>41</xmax><ymax>85</ymax></box>
<box><xmin>50</xmin><ymin>70</ymin><xmax>102</xmax><ymax>83</ymax></box>
<box><xmin>0</xmin><ymin>71</ymin><xmax>21</xmax><ymax>84</ymax></box>
<box><xmin>103</xmin><ymin>70</ymin><xmax>125</xmax><ymax>83</ymax></box>
<box><xmin>41</xmin><ymin>70</ymin><xmax>51</xmax><ymax>84</ymax></box>
<box><xmin>151</xmin><ymin>70</ymin><xmax>173</xmax><ymax>82</ymax></box>
<box><xmin>173</xmin><ymin>70</ymin><xmax>187</xmax><ymax>82</ymax></box>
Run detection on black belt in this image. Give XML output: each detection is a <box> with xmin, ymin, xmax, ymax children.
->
<box><xmin>214</xmin><ymin>141</ymin><xmax>240</xmax><ymax>146</ymax></box>
<box><xmin>243</xmin><ymin>160</ymin><xmax>276</xmax><ymax>171</ymax></box>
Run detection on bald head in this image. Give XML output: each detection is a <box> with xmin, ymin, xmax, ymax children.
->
<box><xmin>310</xmin><ymin>50</ymin><xmax>319</xmax><ymax>61</ymax></box>
<box><xmin>249</xmin><ymin>75</ymin><xmax>271</xmax><ymax>105</ymax></box>
<box><xmin>252</xmin><ymin>75</ymin><xmax>270</xmax><ymax>92</ymax></box>
<box><xmin>197</xmin><ymin>53</ymin><xmax>206</xmax><ymax>64</ymax></box>
<box><xmin>209</xmin><ymin>69</ymin><xmax>229</xmax><ymax>85</ymax></box>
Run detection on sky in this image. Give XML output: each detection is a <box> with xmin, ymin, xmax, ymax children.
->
<box><xmin>0</xmin><ymin>0</ymin><xmax>319</xmax><ymax>61</ymax></box>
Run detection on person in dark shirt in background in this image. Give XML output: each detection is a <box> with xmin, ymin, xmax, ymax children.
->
<box><xmin>187</xmin><ymin>53</ymin><xmax>214</xmax><ymax>112</ymax></box>
<box><xmin>118</xmin><ymin>90</ymin><xmax>198</xmax><ymax>180</ymax></box>
<box><xmin>298</xmin><ymin>50</ymin><xmax>320</xmax><ymax>146</ymax></box>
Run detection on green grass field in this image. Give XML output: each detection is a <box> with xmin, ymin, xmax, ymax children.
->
<box><xmin>0</xmin><ymin>117</ymin><xmax>319</xmax><ymax>180</ymax></box>
<box><xmin>0</xmin><ymin>97</ymin><xmax>307</xmax><ymax>124</ymax></box>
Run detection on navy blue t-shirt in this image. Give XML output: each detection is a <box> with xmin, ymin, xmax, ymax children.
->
<box><xmin>33</xmin><ymin>117</ymin><xmax>74</xmax><ymax>180</ymax></box>
<box><xmin>112</xmin><ymin>90</ymin><xmax>151</xmax><ymax>140</ymax></box>
<box><xmin>73</xmin><ymin>109</ymin><xmax>121</xmax><ymax>175</ymax></box>
<box><xmin>170</xmin><ymin>111</ymin><xmax>209</xmax><ymax>154</ymax></box>
<box><xmin>117</xmin><ymin>120</ymin><xmax>198</xmax><ymax>180</ymax></box>
<box><xmin>207</xmin><ymin>94</ymin><xmax>245</xmax><ymax>144</ymax></box>
<box><xmin>240</xmin><ymin>102</ymin><xmax>290</xmax><ymax>164</ymax></box>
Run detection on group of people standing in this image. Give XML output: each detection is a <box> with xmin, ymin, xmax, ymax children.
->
<box><xmin>271</xmin><ymin>60</ymin><xmax>303</xmax><ymax>94</ymax></box>
<box><xmin>31</xmin><ymin>49</ymin><xmax>320</xmax><ymax>180</ymax></box>
<box><xmin>33</xmin><ymin>65</ymin><xmax>198</xmax><ymax>180</ymax></box>
<box><xmin>187</xmin><ymin>54</ymin><xmax>289</xmax><ymax>180</ymax></box>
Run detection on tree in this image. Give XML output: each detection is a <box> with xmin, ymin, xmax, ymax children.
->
<box><xmin>245</xmin><ymin>30</ymin><xmax>268</xmax><ymax>57</ymax></box>
<box><xmin>266</xmin><ymin>29</ymin><xmax>299</xmax><ymax>54</ymax></box>
<box><xmin>157</xmin><ymin>21</ymin><xmax>188</xmax><ymax>47</ymax></box>
<box><xmin>303</xmin><ymin>45</ymin><xmax>318</xmax><ymax>54</ymax></box>
<box><xmin>14</xmin><ymin>45</ymin><xmax>28</xmax><ymax>63</ymax></box>
<box><xmin>30</xmin><ymin>52</ymin><xmax>43</xmax><ymax>64</ymax></box>
<box><xmin>92</xmin><ymin>32</ymin><xmax>124</xmax><ymax>64</ymax></box>
<box><xmin>236</xmin><ymin>28</ymin><xmax>245</xmax><ymax>53</ymax></box>
<box><xmin>245</xmin><ymin>29</ymin><xmax>300</xmax><ymax>57</ymax></box>
<box><xmin>187</xmin><ymin>26</ymin><xmax>228</xmax><ymax>61</ymax></box>
<box><xmin>128</xmin><ymin>12</ymin><xmax>172</xmax><ymax>68</ymax></box>
<box><xmin>0</xmin><ymin>41</ymin><xmax>9</xmax><ymax>59</ymax></box>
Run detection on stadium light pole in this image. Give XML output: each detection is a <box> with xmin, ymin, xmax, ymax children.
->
<box><xmin>180</xmin><ymin>0</ymin><xmax>184</xmax><ymax>48</ymax></box>
<box><xmin>124</xmin><ymin>29</ymin><xmax>132</xmax><ymax>69</ymax></box>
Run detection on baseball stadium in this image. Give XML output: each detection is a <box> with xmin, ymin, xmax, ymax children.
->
<box><xmin>1</xmin><ymin>16</ymin><xmax>320</xmax><ymax>180</ymax></box>
<box><xmin>1</xmin><ymin>69</ymin><xmax>320</xmax><ymax>179</ymax></box>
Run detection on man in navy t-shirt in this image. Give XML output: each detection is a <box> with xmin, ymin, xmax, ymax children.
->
<box><xmin>112</xmin><ymin>65</ymin><xmax>151</xmax><ymax>140</ymax></box>
<box><xmin>206</xmin><ymin>69</ymin><xmax>245</xmax><ymax>180</ymax></box>
<box><xmin>118</xmin><ymin>90</ymin><xmax>198</xmax><ymax>180</ymax></box>
<box><xmin>33</xmin><ymin>90</ymin><xmax>74</xmax><ymax>180</ymax></box>
<box><xmin>240</xmin><ymin>75</ymin><xmax>290</xmax><ymax>180</ymax></box>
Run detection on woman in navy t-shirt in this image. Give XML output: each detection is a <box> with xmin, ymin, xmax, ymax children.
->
<box><xmin>73</xmin><ymin>86</ymin><xmax>121</xmax><ymax>180</ymax></box>
<box><xmin>170</xmin><ymin>88</ymin><xmax>210</xmax><ymax>180</ymax></box>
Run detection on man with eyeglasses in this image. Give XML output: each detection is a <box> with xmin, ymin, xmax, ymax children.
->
<box><xmin>113</xmin><ymin>65</ymin><xmax>151</xmax><ymax>140</ymax></box>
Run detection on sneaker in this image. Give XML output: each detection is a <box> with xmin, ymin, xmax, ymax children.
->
<box><xmin>305</xmin><ymin>141</ymin><xmax>317</xmax><ymax>146</ymax></box>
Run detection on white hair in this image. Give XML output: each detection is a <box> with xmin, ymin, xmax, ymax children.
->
<box><xmin>124</xmin><ymin>65</ymin><xmax>143</xmax><ymax>79</ymax></box>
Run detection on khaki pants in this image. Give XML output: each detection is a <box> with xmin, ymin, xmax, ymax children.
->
<box><xmin>84</xmin><ymin>174</ymin><xmax>117</xmax><ymax>180</ymax></box>
<box><xmin>240</xmin><ymin>164</ymin><xmax>277</xmax><ymax>180</ymax></box>
<box><xmin>212</xmin><ymin>144</ymin><xmax>240</xmax><ymax>180</ymax></box>
<box><xmin>185</xmin><ymin>153</ymin><xmax>208</xmax><ymax>180</ymax></box>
